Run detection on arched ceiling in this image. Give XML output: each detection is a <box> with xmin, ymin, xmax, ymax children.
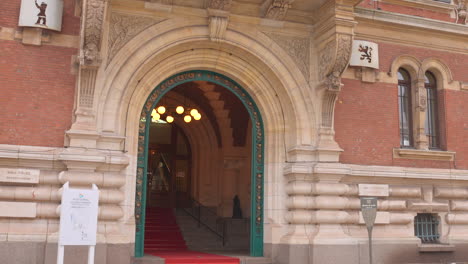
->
<box><xmin>166</xmin><ymin>81</ymin><xmax>250</xmax><ymax>148</ymax></box>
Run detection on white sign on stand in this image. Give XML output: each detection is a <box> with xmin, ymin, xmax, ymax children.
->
<box><xmin>57</xmin><ymin>182</ymin><xmax>99</xmax><ymax>264</ymax></box>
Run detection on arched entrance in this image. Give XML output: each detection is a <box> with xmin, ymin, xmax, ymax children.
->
<box><xmin>134</xmin><ymin>70</ymin><xmax>265</xmax><ymax>258</ymax></box>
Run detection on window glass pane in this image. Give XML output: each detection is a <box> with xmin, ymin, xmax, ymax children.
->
<box><xmin>398</xmin><ymin>69</ymin><xmax>410</xmax><ymax>82</ymax></box>
<box><xmin>398</xmin><ymin>69</ymin><xmax>412</xmax><ymax>147</ymax></box>
<box><xmin>425</xmin><ymin>72</ymin><xmax>436</xmax><ymax>85</ymax></box>
<box><xmin>425</xmin><ymin>72</ymin><xmax>439</xmax><ymax>149</ymax></box>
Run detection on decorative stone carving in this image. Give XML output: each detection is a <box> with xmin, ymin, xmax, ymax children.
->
<box><xmin>207</xmin><ymin>1</ymin><xmax>231</xmax><ymax>42</ymax></box>
<box><xmin>455</xmin><ymin>0</ymin><xmax>468</xmax><ymax>24</ymax></box>
<box><xmin>318</xmin><ymin>34</ymin><xmax>352</xmax><ymax>128</ymax></box>
<box><xmin>108</xmin><ymin>13</ymin><xmax>164</xmax><ymax>65</ymax></box>
<box><xmin>209</xmin><ymin>15</ymin><xmax>229</xmax><ymax>42</ymax></box>
<box><xmin>263</xmin><ymin>0</ymin><xmax>294</xmax><ymax>20</ymax></box>
<box><xmin>208</xmin><ymin>0</ymin><xmax>232</xmax><ymax>10</ymax></box>
<box><xmin>264</xmin><ymin>32</ymin><xmax>309</xmax><ymax>79</ymax></box>
<box><xmin>80</xmin><ymin>0</ymin><xmax>107</xmax><ymax>67</ymax></box>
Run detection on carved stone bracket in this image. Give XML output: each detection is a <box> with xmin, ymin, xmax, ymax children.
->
<box><xmin>80</xmin><ymin>0</ymin><xmax>107</xmax><ymax>67</ymax></box>
<box><xmin>208</xmin><ymin>10</ymin><xmax>229</xmax><ymax>42</ymax></box>
<box><xmin>207</xmin><ymin>0</ymin><xmax>232</xmax><ymax>42</ymax></box>
<box><xmin>316</xmin><ymin>33</ymin><xmax>353</xmax><ymax>161</ymax></box>
<box><xmin>455</xmin><ymin>0</ymin><xmax>468</xmax><ymax>24</ymax></box>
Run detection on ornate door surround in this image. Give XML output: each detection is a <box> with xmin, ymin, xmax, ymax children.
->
<box><xmin>134</xmin><ymin>70</ymin><xmax>265</xmax><ymax>257</ymax></box>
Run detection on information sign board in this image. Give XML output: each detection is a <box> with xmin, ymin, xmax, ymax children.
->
<box><xmin>58</xmin><ymin>182</ymin><xmax>99</xmax><ymax>246</ymax></box>
<box><xmin>360</xmin><ymin>196</ymin><xmax>377</xmax><ymax>264</ymax></box>
<box><xmin>0</xmin><ymin>168</ymin><xmax>40</xmax><ymax>184</ymax></box>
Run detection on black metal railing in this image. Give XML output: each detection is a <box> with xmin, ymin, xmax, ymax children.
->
<box><xmin>181</xmin><ymin>198</ymin><xmax>226</xmax><ymax>246</ymax></box>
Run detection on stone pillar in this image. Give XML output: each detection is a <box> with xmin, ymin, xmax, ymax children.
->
<box><xmin>67</xmin><ymin>0</ymin><xmax>108</xmax><ymax>147</ymax></box>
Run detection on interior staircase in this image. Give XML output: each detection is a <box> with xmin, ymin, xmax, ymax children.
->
<box><xmin>139</xmin><ymin>207</ymin><xmax>271</xmax><ymax>264</ymax></box>
<box><xmin>175</xmin><ymin>208</ymin><xmax>226</xmax><ymax>252</ymax></box>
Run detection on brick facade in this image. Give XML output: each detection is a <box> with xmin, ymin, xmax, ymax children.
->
<box><xmin>336</xmin><ymin>42</ymin><xmax>468</xmax><ymax>169</ymax></box>
<box><xmin>0</xmin><ymin>0</ymin><xmax>79</xmax><ymax>147</ymax></box>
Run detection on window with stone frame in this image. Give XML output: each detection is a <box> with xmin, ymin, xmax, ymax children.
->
<box><xmin>424</xmin><ymin>72</ymin><xmax>440</xmax><ymax>149</ymax></box>
<box><xmin>398</xmin><ymin>68</ymin><xmax>413</xmax><ymax>148</ymax></box>
<box><xmin>414</xmin><ymin>213</ymin><xmax>440</xmax><ymax>243</ymax></box>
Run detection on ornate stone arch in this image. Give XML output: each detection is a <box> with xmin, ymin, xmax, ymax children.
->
<box><xmin>421</xmin><ymin>58</ymin><xmax>457</xmax><ymax>90</ymax></box>
<box><xmin>81</xmin><ymin>17</ymin><xmax>322</xmax><ymax>259</ymax></box>
<box><xmin>96</xmin><ymin>18</ymin><xmax>316</xmax><ymax>150</ymax></box>
<box><xmin>389</xmin><ymin>55</ymin><xmax>422</xmax><ymax>82</ymax></box>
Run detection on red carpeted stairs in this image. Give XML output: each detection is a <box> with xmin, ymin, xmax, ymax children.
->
<box><xmin>144</xmin><ymin>207</ymin><xmax>188</xmax><ymax>252</ymax></box>
<box><xmin>144</xmin><ymin>207</ymin><xmax>239</xmax><ymax>264</ymax></box>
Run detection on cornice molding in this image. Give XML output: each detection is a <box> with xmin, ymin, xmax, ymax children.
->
<box><xmin>382</xmin><ymin>0</ymin><xmax>456</xmax><ymax>13</ymax></box>
<box><xmin>355</xmin><ymin>7</ymin><xmax>468</xmax><ymax>36</ymax></box>
<box><xmin>313</xmin><ymin>162</ymin><xmax>468</xmax><ymax>181</ymax></box>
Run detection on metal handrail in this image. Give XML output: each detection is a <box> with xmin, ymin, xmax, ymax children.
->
<box><xmin>181</xmin><ymin>197</ymin><xmax>226</xmax><ymax>246</ymax></box>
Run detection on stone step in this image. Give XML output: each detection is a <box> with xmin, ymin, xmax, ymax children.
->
<box><xmin>131</xmin><ymin>255</ymin><xmax>164</xmax><ymax>264</ymax></box>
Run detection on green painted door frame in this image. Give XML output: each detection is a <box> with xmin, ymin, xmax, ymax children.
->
<box><xmin>134</xmin><ymin>70</ymin><xmax>265</xmax><ymax>257</ymax></box>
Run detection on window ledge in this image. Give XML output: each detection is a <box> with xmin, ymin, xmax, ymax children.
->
<box><xmin>419</xmin><ymin>244</ymin><xmax>455</xmax><ymax>252</ymax></box>
<box><xmin>393</xmin><ymin>148</ymin><xmax>456</xmax><ymax>161</ymax></box>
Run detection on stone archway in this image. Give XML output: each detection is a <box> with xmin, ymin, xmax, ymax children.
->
<box><xmin>134</xmin><ymin>70</ymin><xmax>265</xmax><ymax>257</ymax></box>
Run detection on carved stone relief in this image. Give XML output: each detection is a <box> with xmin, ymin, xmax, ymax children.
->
<box><xmin>208</xmin><ymin>0</ymin><xmax>232</xmax><ymax>10</ymax></box>
<box><xmin>81</xmin><ymin>0</ymin><xmax>107</xmax><ymax>66</ymax></box>
<box><xmin>108</xmin><ymin>13</ymin><xmax>165</xmax><ymax>66</ymax></box>
<box><xmin>263</xmin><ymin>0</ymin><xmax>294</xmax><ymax>20</ymax></box>
<box><xmin>264</xmin><ymin>32</ymin><xmax>310</xmax><ymax>80</ymax></box>
<box><xmin>319</xmin><ymin>34</ymin><xmax>352</xmax><ymax>91</ymax></box>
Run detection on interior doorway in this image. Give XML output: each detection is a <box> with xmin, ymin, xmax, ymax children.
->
<box><xmin>146</xmin><ymin>123</ymin><xmax>191</xmax><ymax>208</ymax></box>
<box><xmin>134</xmin><ymin>71</ymin><xmax>265</xmax><ymax>258</ymax></box>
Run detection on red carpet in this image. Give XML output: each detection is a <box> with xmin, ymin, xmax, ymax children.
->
<box><xmin>145</xmin><ymin>207</ymin><xmax>188</xmax><ymax>251</ymax></box>
<box><xmin>144</xmin><ymin>207</ymin><xmax>239</xmax><ymax>264</ymax></box>
<box><xmin>149</xmin><ymin>250</ymin><xmax>240</xmax><ymax>264</ymax></box>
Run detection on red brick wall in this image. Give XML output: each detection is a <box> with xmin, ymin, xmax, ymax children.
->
<box><xmin>0</xmin><ymin>0</ymin><xmax>80</xmax><ymax>35</ymax></box>
<box><xmin>358</xmin><ymin>0</ymin><xmax>454</xmax><ymax>23</ymax></box>
<box><xmin>335</xmin><ymin>43</ymin><xmax>468</xmax><ymax>169</ymax></box>
<box><xmin>0</xmin><ymin>0</ymin><xmax>79</xmax><ymax>147</ymax></box>
<box><xmin>377</xmin><ymin>42</ymin><xmax>468</xmax><ymax>83</ymax></box>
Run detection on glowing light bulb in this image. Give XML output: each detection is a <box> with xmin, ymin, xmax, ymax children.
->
<box><xmin>176</xmin><ymin>106</ymin><xmax>184</xmax><ymax>114</ymax></box>
<box><xmin>151</xmin><ymin>109</ymin><xmax>157</xmax><ymax>117</ymax></box>
<box><xmin>166</xmin><ymin>115</ymin><xmax>174</xmax><ymax>123</ymax></box>
<box><xmin>190</xmin><ymin>109</ymin><xmax>198</xmax><ymax>116</ymax></box>
<box><xmin>194</xmin><ymin>113</ymin><xmax>201</xmax><ymax>120</ymax></box>
<box><xmin>151</xmin><ymin>113</ymin><xmax>160</xmax><ymax>122</ymax></box>
<box><xmin>157</xmin><ymin>106</ymin><xmax>166</xmax><ymax>114</ymax></box>
<box><xmin>184</xmin><ymin>115</ymin><xmax>192</xmax><ymax>123</ymax></box>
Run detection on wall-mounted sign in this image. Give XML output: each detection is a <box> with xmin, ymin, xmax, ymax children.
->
<box><xmin>18</xmin><ymin>0</ymin><xmax>64</xmax><ymax>32</ymax></box>
<box><xmin>0</xmin><ymin>168</ymin><xmax>40</xmax><ymax>184</ymax></box>
<box><xmin>359</xmin><ymin>184</ymin><xmax>389</xmax><ymax>197</ymax></box>
<box><xmin>58</xmin><ymin>182</ymin><xmax>99</xmax><ymax>246</ymax></box>
<box><xmin>350</xmin><ymin>40</ymin><xmax>379</xmax><ymax>69</ymax></box>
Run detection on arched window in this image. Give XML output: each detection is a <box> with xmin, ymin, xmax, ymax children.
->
<box><xmin>398</xmin><ymin>69</ymin><xmax>413</xmax><ymax>147</ymax></box>
<box><xmin>425</xmin><ymin>72</ymin><xmax>439</xmax><ymax>149</ymax></box>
